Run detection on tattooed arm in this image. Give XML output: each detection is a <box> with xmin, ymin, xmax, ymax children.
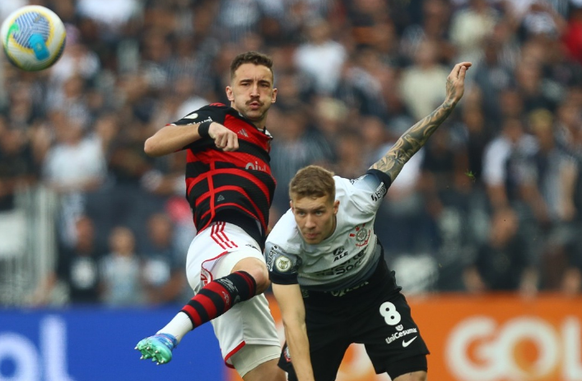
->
<box><xmin>371</xmin><ymin>62</ymin><xmax>472</xmax><ymax>182</ymax></box>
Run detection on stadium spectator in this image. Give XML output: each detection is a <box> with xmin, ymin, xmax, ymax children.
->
<box><xmin>464</xmin><ymin>206</ymin><xmax>539</xmax><ymax>296</ymax></box>
<box><xmin>142</xmin><ymin>213</ymin><xmax>187</xmax><ymax>305</ymax></box>
<box><xmin>42</xmin><ymin>112</ymin><xmax>107</xmax><ymax>247</ymax></box>
<box><xmin>0</xmin><ymin>118</ymin><xmax>35</xmax><ymax>259</ymax></box>
<box><xmin>31</xmin><ymin>215</ymin><xmax>104</xmax><ymax>306</ymax></box>
<box><xmin>100</xmin><ymin>225</ymin><xmax>145</xmax><ymax>306</ymax></box>
<box><xmin>449</xmin><ymin>0</ymin><xmax>500</xmax><ymax>63</ymax></box>
<box><xmin>399</xmin><ymin>39</ymin><xmax>450</xmax><ymax>122</ymax></box>
<box><xmin>293</xmin><ymin>18</ymin><xmax>347</xmax><ymax>95</ymax></box>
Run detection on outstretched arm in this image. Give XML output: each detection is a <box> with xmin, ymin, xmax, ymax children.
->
<box><xmin>370</xmin><ymin>62</ymin><xmax>471</xmax><ymax>182</ymax></box>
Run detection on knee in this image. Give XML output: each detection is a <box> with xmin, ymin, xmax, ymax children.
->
<box><xmin>232</xmin><ymin>257</ymin><xmax>270</xmax><ymax>294</ymax></box>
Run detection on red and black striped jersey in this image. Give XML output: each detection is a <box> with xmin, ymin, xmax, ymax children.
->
<box><xmin>172</xmin><ymin>103</ymin><xmax>276</xmax><ymax>246</ymax></box>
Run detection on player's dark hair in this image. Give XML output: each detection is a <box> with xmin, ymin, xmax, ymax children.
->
<box><xmin>289</xmin><ymin>165</ymin><xmax>335</xmax><ymax>203</ymax></box>
<box><xmin>230</xmin><ymin>51</ymin><xmax>274</xmax><ymax>80</ymax></box>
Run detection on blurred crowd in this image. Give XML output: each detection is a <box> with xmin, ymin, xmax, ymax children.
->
<box><xmin>1</xmin><ymin>0</ymin><xmax>582</xmax><ymax>307</ymax></box>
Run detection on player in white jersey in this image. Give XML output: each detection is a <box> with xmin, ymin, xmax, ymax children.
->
<box><xmin>265</xmin><ymin>61</ymin><xmax>471</xmax><ymax>381</ymax></box>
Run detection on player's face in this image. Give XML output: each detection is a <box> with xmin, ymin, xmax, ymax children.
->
<box><xmin>226</xmin><ymin>63</ymin><xmax>277</xmax><ymax>127</ymax></box>
<box><xmin>291</xmin><ymin>194</ymin><xmax>339</xmax><ymax>245</ymax></box>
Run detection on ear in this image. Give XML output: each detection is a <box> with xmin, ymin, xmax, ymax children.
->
<box><xmin>333</xmin><ymin>200</ymin><xmax>340</xmax><ymax>214</ymax></box>
<box><xmin>271</xmin><ymin>87</ymin><xmax>278</xmax><ymax>103</ymax></box>
<box><xmin>289</xmin><ymin>200</ymin><xmax>293</xmax><ymax>211</ymax></box>
<box><xmin>226</xmin><ymin>86</ymin><xmax>234</xmax><ymax>102</ymax></box>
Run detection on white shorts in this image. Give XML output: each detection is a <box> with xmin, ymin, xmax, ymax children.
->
<box><xmin>185</xmin><ymin>222</ymin><xmax>280</xmax><ymax>374</ymax></box>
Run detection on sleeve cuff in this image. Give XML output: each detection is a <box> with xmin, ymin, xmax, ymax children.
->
<box><xmin>366</xmin><ymin>169</ymin><xmax>392</xmax><ymax>189</ymax></box>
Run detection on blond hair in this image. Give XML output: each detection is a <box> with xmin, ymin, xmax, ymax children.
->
<box><xmin>289</xmin><ymin>165</ymin><xmax>335</xmax><ymax>201</ymax></box>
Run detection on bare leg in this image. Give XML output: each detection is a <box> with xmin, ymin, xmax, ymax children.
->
<box><xmin>242</xmin><ymin>359</ymin><xmax>286</xmax><ymax>381</ymax></box>
<box><xmin>393</xmin><ymin>371</ymin><xmax>427</xmax><ymax>381</ymax></box>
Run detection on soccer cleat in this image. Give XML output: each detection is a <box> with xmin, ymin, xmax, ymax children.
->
<box><xmin>135</xmin><ymin>333</ymin><xmax>178</xmax><ymax>365</ymax></box>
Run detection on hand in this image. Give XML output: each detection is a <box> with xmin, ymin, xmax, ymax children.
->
<box><xmin>209</xmin><ymin>122</ymin><xmax>239</xmax><ymax>151</ymax></box>
<box><xmin>444</xmin><ymin>62</ymin><xmax>472</xmax><ymax>106</ymax></box>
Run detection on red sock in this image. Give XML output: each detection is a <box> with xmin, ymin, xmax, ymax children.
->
<box><xmin>181</xmin><ymin>271</ymin><xmax>257</xmax><ymax>328</ymax></box>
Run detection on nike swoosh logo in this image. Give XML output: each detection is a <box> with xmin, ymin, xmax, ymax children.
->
<box><xmin>402</xmin><ymin>336</ymin><xmax>418</xmax><ymax>348</ymax></box>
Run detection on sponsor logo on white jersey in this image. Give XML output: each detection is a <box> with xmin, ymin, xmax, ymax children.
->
<box><xmin>371</xmin><ymin>182</ymin><xmax>387</xmax><ymax>201</ymax></box>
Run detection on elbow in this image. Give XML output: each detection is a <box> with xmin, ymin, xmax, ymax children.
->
<box><xmin>144</xmin><ymin>137</ymin><xmax>162</xmax><ymax>157</ymax></box>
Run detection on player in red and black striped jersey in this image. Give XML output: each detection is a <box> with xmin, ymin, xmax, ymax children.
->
<box><xmin>136</xmin><ymin>51</ymin><xmax>285</xmax><ymax>381</ymax></box>
<box><xmin>175</xmin><ymin>102</ymin><xmax>275</xmax><ymax>248</ymax></box>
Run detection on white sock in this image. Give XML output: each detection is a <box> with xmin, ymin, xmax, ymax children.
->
<box><xmin>156</xmin><ymin>312</ymin><xmax>193</xmax><ymax>344</ymax></box>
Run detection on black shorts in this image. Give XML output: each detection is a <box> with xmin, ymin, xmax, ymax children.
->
<box><xmin>278</xmin><ymin>259</ymin><xmax>429</xmax><ymax>381</ymax></box>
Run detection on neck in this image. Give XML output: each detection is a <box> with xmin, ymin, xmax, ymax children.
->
<box><xmin>324</xmin><ymin>215</ymin><xmax>337</xmax><ymax>241</ymax></box>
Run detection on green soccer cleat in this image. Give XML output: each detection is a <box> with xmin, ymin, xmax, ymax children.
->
<box><xmin>135</xmin><ymin>333</ymin><xmax>178</xmax><ymax>365</ymax></box>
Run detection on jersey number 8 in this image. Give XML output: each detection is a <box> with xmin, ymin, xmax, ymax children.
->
<box><xmin>379</xmin><ymin>301</ymin><xmax>401</xmax><ymax>326</ymax></box>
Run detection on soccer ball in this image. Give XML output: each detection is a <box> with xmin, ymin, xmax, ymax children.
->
<box><xmin>1</xmin><ymin>5</ymin><xmax>66</xmax><ymax>71</ymax></box>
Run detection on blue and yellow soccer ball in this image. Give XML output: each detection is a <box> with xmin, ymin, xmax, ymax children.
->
<box><xmin>1</xmin><ymin>5</ymin><xmax>66</xmax><ymax>72</ymax></box>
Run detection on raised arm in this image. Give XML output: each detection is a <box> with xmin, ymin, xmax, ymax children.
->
<box><xmin>272</xmin><ymin>283</ymin><xmax>315</xmax><ymax>381</ymax></box>
<box><xmin>370</xmin><ymin>62</ymin><xmax>471</xmax><ymax>182</ymax></box>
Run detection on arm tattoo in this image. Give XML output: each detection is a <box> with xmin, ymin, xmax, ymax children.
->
<box><xmin>371</xmin><ymin>99</ymin><xmax>457</xmax><ymax>182</ymax></box>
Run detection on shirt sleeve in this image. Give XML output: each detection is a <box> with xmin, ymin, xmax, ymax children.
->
<box><xmin>172</xmin><ymin>106</ymin><xmax>213</xmax><ymax>126</ymax></box>
<box><xmin>265</xmin><ymin>242</ymin><xmax>300</xmax><ymax>285</ymax></box>
<box><xmin>366</xmin><ymin>169</ymin><xmax>392</xmax><ymax>191</ymax></box>
<box><xmin>170</xmin><ymin>105</ymin><xmax>220</xmax><ymax>151</ymax></box>
<box><xmin>343</xmin><ymin>170</ymin><xmax>391</xmax><ymax>214</ymax></box>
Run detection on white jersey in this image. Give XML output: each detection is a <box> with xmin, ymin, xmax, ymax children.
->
<box><xmin>266</xmin><ymin>171</ymin><xmax>390</xmax><ymax>292</ymax></box>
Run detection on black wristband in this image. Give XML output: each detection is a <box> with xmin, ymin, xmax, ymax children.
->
<box><xmin>198</xmin><ymin>121</ymin><xmax>212</xmax><ymax>138</ymax></box>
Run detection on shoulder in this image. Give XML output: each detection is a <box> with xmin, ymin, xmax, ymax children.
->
<box><xmin>265</xmin><ymin>212</ymin><xmax>302</xmax><ymax>282</ymax></box>
<box><xmin>337</xmin><ymin>171</ymin><xmax>389</xmax><ymax>197</ymax></box>
<box><xmin>335</xmin><ymin>172</ymin><xmax>388</xmax><ymax>212</ymax></box>
<box><xmin>173</xmin><ymin>103</ymin><xmax>229</xmax><ymax>125</ymax></box>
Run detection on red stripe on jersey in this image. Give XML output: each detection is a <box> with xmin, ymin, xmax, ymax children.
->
<box><xmin>190</xmin><ymin>171</ymin><xmax>270</xmax><ymax>231</ymax></box>
<box><xmin>190</xmin><ymin>171</ymin><xmax>272</xmax><ymax>207</ymax></box>
<box><xmin>188</xmin><ymin>150</ymin><xmax>272</xmax><ymax>177</ymax></box>
<box><xmin>212</xmin><ymin>168</ymin><xmax>272</xmax><ymax>204</ymax></box>
<box><xmin>197</xmin><ymin>185</ymin><xmax>265</xmax><ymax>228</ymax></box>
<box><xmin>187</xmin><ymin>168</ymin><xmax>271</xmax><ymax>206</ymax></box>
<box><xmin>223</xmin><ymin>114</ymin><xmax>271</xmax><ymax>151</ymax></box>
<box><xmin>185</xmin><ymin>173</ymin><xmax>206</xmax><ymax>196</ymax></box>
<box><xmin>194</xmin><ymin>185</ymin><xmax>258</xmax><ymax>214</ymax></box>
